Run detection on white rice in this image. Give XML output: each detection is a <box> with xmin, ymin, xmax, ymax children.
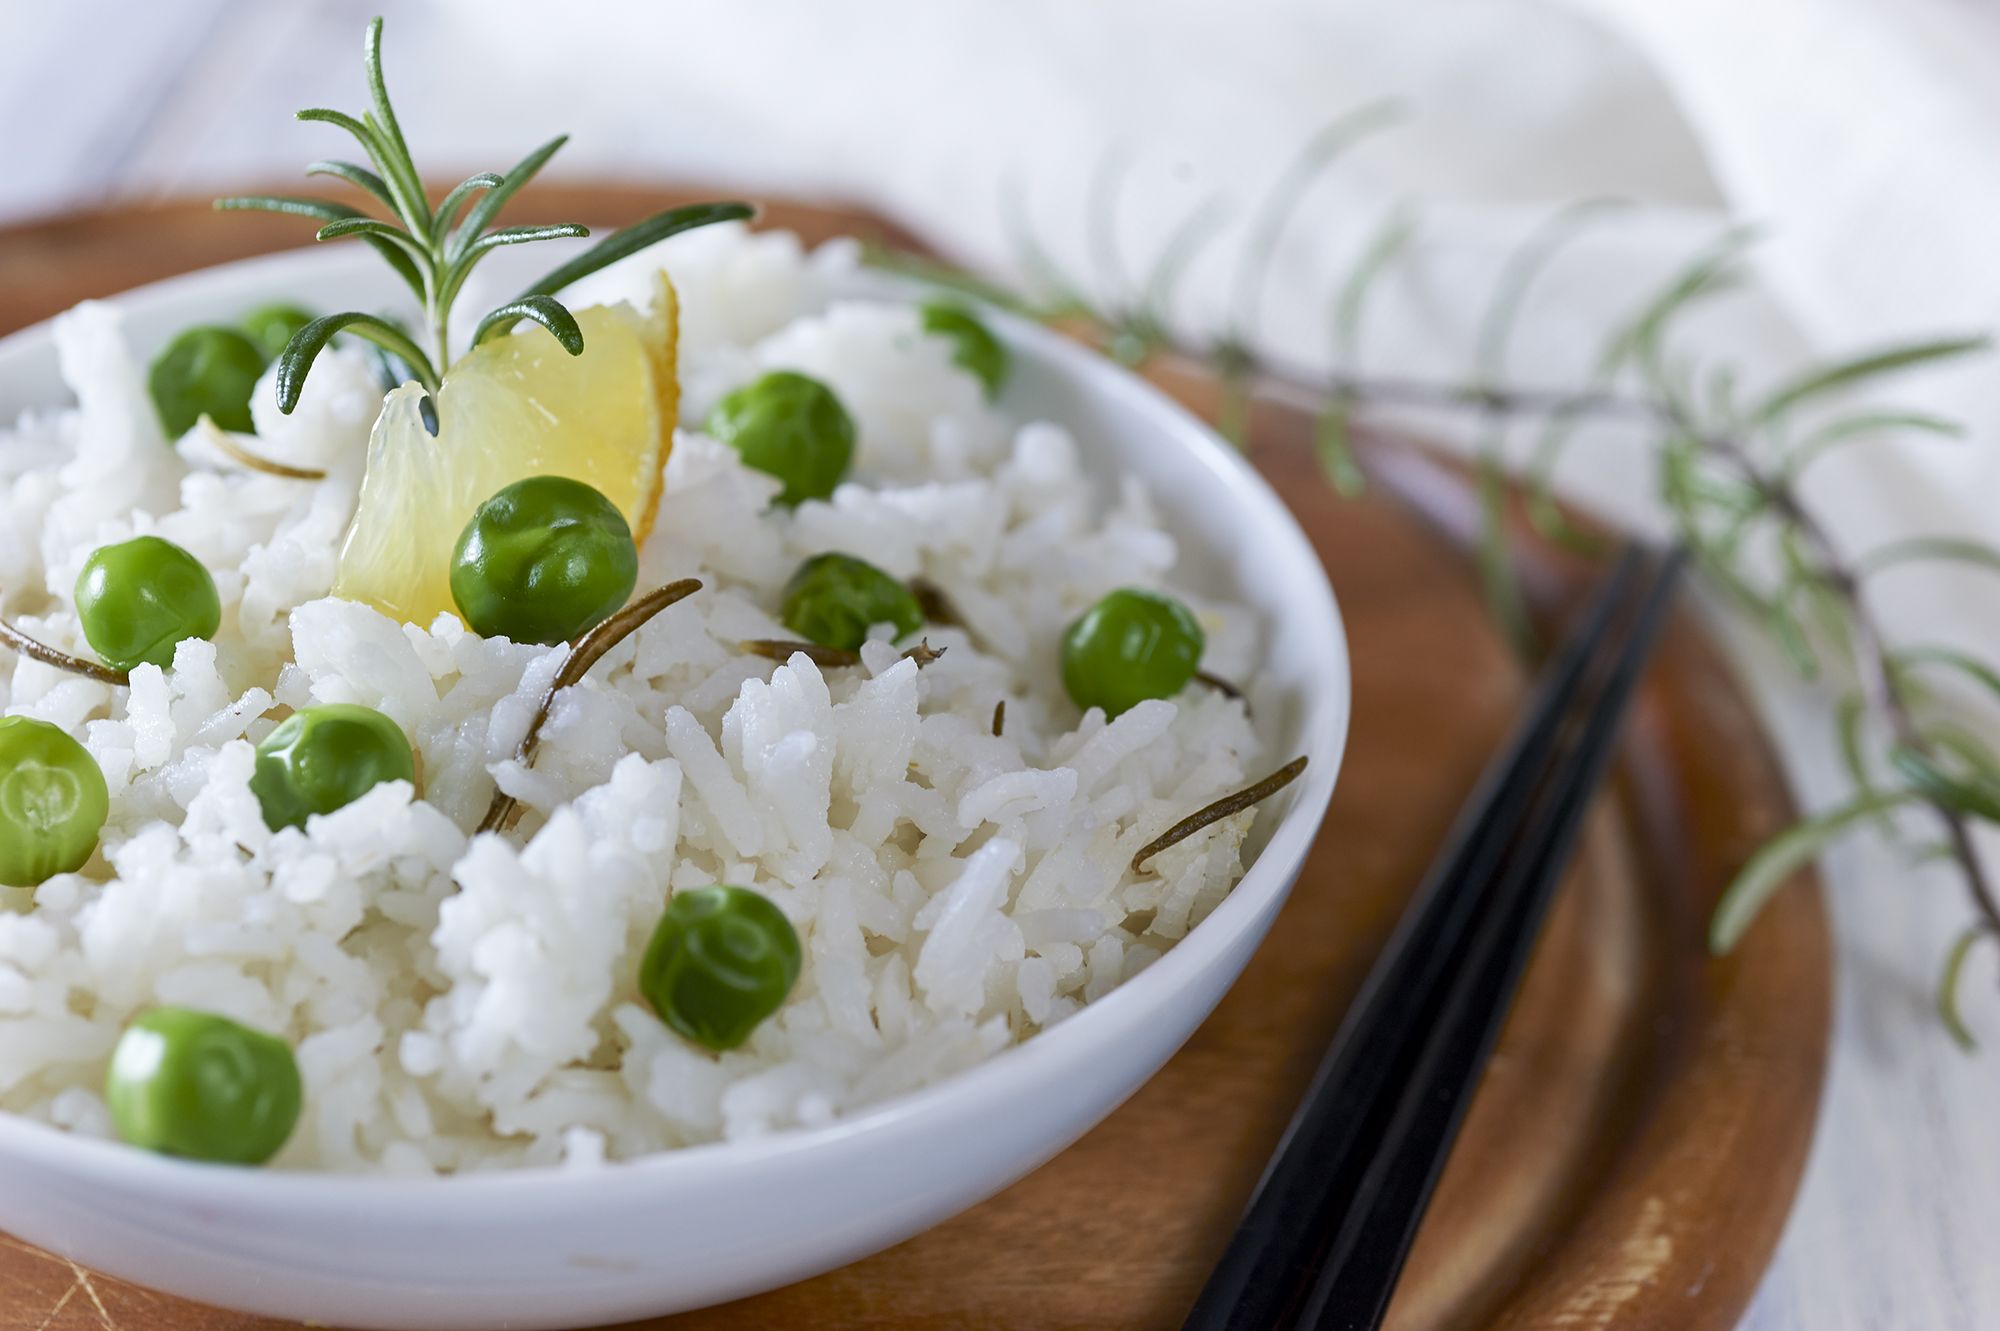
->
<box><xmin>0</xmin><ymin>224</ymin><xmax>1266</xmax><ymax>1172</ymax></box>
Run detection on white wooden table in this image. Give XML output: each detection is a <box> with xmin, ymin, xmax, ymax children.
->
<box><xmin>3</xmin><ymin>3</ymin><xmax>1996</xmax><ymax>1328</ymax></box>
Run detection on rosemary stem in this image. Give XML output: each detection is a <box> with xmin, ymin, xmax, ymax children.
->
<box><xmin>0</xmin><ymin>614</ymin><xmax>129</xmax><ymax>686</ymax></box>
<box><xmin>1706</xmin><ymin>432</ymin><xmax>2000</xmax><ymax>941</ymax></box>
<box><xmin>1209</xmin><ymin>349</ymin><xmax>2000</xmax><ymax>956</ymax></box>
<box><xmin>1215</xmin><ymin>359</ymin><xmax>1658</xmax><ymax>428</ymax></box>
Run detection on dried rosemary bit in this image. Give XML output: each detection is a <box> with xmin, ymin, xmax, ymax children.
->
<box><xmin>992</xmin><ymin>699</ymin><xmax>1006</xmax><ymax>737</ymax></box>
<box><xmin>0</xmin><ymin>613</ymin><xmax>130</xmax><ymax>686</ymax></box>
<box><xmin>1130</xmin><ymin>756</ymin><xmax>1308</xmax><ymax>872</ymax></box>
<box><xmin>739</xmin><ymin>638</ymin><xmax>947</xmax><ymax>670</ymax></box>
<box><xmin>907</xmin><ymin>575</ymin><xmax>963</xmax><ymax>627</ymax></box>
<box><xmin>740</xmin><ymin>638</ymin><xmax>861</xmax><ymax>669</ymax></box>
<box><xmin>1194</xmin><ymin>670</ymin><xmax>1245</xmax><ymax>702</ymax></box>
<box><xmin>209</xmin><ymin>431</ymin><xmax>328</xmax><ymax>481</ymax></box>
<box><xmin>478</xmin><ymin>578</ymin><xmax>702</xmax><ymax>835</ymax></box>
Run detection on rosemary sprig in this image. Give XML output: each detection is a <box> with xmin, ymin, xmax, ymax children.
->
<box><xmin>917</xmin><ymin>119</ymin><xmax>2000</xmax><ymax>1043</ymax></box>
<box><xmin>216</xmin><ymin>17</ymin><xmax>752</xmax><ymax>414</ymax></box>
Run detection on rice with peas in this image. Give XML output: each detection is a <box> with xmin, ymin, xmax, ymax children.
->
<box><xmin>0</xmin><ymin>223</ymin><xmax>1266</xmax><ymax>1173</ymax></box>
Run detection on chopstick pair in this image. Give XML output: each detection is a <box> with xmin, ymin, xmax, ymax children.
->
<box><xmin>1183</xmin><ymin>544</ymin><xmax>1686</xmax><ymax>1331</ymax></box>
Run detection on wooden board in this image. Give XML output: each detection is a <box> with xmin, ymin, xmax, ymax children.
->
<box><xmin>0</xmin><ymin>188</ymin><xmax>1830</xmax><ymax>1331</ymax></box>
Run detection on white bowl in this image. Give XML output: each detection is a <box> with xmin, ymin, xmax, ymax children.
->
<box><xmin>0</xmin><ymin>243</ymin><xmax>1350</xmax><ymax>1329</ymax></box>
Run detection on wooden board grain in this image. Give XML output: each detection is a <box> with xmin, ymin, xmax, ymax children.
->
<box><xmin>0</xmin><ymin>188</ymin><xmax>1830</xmax><ymax>1331</ymax></box>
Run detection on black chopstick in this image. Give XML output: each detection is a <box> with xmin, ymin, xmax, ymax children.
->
<box><xmin>1183</xmin><ymin>545</ymin><xmax>1685</xmax><ymax>1331</ymax></box>
<box><xmin>1177</xmin><ymin>548</ymin><xmax>1647</xmax><ymax>1329</ymax></box>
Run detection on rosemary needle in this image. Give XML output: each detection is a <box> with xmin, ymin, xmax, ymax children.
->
<box><xmin>1194</xmin><ymin>669</ymin><xmax>1245</xmax><ymax>702</ymax></box>
<box><xmin>1132</xmin><ymin>756</ymin><xmax>1308</xmax><ymax>872</ymax></box>
<box><xmin>0</xmin><ymin>614</ymin><xmax>130</xmax><ymax>686</ymax></box>
<box><xmin>478</xmin><ymin>579</ymin><xmax>701</xmax><ymax>835</ymax></box>
<box><xmin>739</xmin><ymin>639</ymin><xmax>948</xmax><ymax>670</ymax></box>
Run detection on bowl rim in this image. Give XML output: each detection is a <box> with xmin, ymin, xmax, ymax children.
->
<box><xmin>0</xmin><ymin>241</ymin><xmax>1350</xmax><ymax>1203</ymax></box>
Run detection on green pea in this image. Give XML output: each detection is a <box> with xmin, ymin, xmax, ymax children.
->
<box><xmin>105</xmin><ymin>1007</ymin><xmax>302</xmax><ymax>1165</ymax></box>
<box><xmin>1061</xmin><ymin>588</ymin><xmax>1205</xmax><ymax>718</ymax></box>
<box><xmin>147</xmin><ymin>326</ymin><xmax>268</xmax><ymax>438</ymax></box>
<box><xmin>779</xmin><ymin>553</ymin><xmax>923</xmax><ymax>653</ymax></box>
<box><xmin>239</xmin><ymin>303</ymin><xmax>317</xmax><ymax>363</ymax></box>
<box><xmin>920</xmin><ymin>300</ymin><xmax>1009</xmax><ymax>398</ymax></box>
<box><xmin>706</xmin><ymin>370</ymin><xmax>856</xmax><ymax>506</ymax></box>
<box><xmin>450</xmin><ymin>476</ymin><xmax>639</xmax><ymax>646</ymax></box>
<box><xmin>75</xmin><ymin>536</ymin><xmax>222</xmax><ymax>673</ymax></box>
<box><xmin>640</xmin><ymin>886</ymin><xmax>801</xmax><ymax>1051</ymax></box>
<box><xmin>249</xmin><ymin>703</ymin><xmax>415</xmax><ymax>833</ymax></box>
<box><xmin>0</xmin><ymin>717</ymin><xmax>109</xmax><ymax>888</ymax></box>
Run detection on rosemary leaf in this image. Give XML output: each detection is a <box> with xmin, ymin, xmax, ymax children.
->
<box><xmin>1215</xmin><ymin>358</ymin><xmax>1254</xmax><ymax>450</ymax></box>
<box><xmin>295</xmin><ymin>106</ymin><xmax>389</xmax><ymax>163</ymax></box>
<box><xmin>1921</xmin><ymin>724</ymin><xmax>2000</xmax><ymax>781</ymax></box>
<box><xmin>226</xmin><ymin>193</ymin><xmax>427</xmax><ymax>300</ymax></box>
<box><xmin>862</xmin><ymin>245</ymin><xmax>1041</xmax><ymax>315</ymax></box>
<box><xmin>0</xmin><ymin>614</ymin><xmax>130</xmax><ymax>686</ymax></box>
<box><xmin>1889</xmin><ymin>745</ymin><xmax>2000</xmax><ymax>822</ymax></box>
<box><xmin>216</xmin><ymin>199</ymin><xmax>426</xmax><ymax>299</ymax></box>
<box><xmin>431</xmin><ymin>172</ymin><xmax>505</xmax><ymax>246</ymax></box>
<box><xmin>315</xmin><ymin>216</ymin><xmax>433</xmax><ymax>272</ymax></box>
<box><xmin>1833</xmin><ymin>693</ymin><xmax>1900</xmax><ymax>841</ymax></box>
<box><xmin>1467</xmin><ymin>201</ymin><xmax>1628</xmax><ymax>632</ymax></box>
<box><xmin>1132</xmin><ymin>757</ymin><xmax>1307</xmax><ymax>871</ymax></box>
<box><xmin>1477</xmin><ymin>198</ymin><xmax>1626</xmax><ymax>384</ymax></box>
<box><xmin>304</xmin><ymin>159</ymin><xmax>398</xmax><ymax>213</ymax></box>
<box><xmin>277</xmin><ymin>313</ymin><xmax>440</xmax><ymax>411</ymax></box>
<box><xmin>1230</xmin><ymin>102</ymin><xmax>1403</xmax><ymax>344</ymax></box>
<box><xmin>1856</xmin><ymin>535</ymin><xmax>2000</xmax><ymax>581</ymax></box>
<box><xmin>464</xmin><ymin>223</ymin><xmax>592</xmax><ymax>252</ymax></box>
<box><xmin>449</xmin><ymin>135</ymin><xmax>569</xmax><ymax>259</ymax></box>
<box><xmin>214</xmin><ymin>194</ymin><xmax>363</xmax><ymax>222</ymax></box>
<box><xmin>1140</xmin><ymin>192</ymin><xmax>1229</xmax><ymax>337</ymax></box>
<box><xmin>1768</xmin><ymin>584</ymin><xmax>1819</xmax><ymax>679</ymax></box>
<box><xmin>740</xmin><ymin>639</ymin><xmax>860</xmax><ymax>669</ymax></box>
<box><xmin>1894</xmin><ymin>645</ymin><xmax>2000</xmax><ymax>710</ymax></box>
<box><xmin>1084</xmin><ymin>144</ymin><xmax>1136</xmax><ymax>303</ymax></box>
<box><xmin>1474</xmin><ymin>418</ymin><xmax>1534</xmax><ymax>659</ymax></box>
<box><xmin>1938</xmin><ymin>925</ymin><xmax>1989</xmax><ymax>1051</ymax></box>
<box><xmin>1600</xmin><ymin>224</ymin><xmax>1759</xmax><ymax>380</ymax></box>
<box><xmin>1522</xmin><ymin>396</ymin><xmax>1605</xmax><ymax>554</ymax></box>
<box><xmin>209</xmin><ymin>432</ymin><xmax>328</xmax><ymax>481</ymax></box>
<box><xmin>360</xmin><ymin>18</ymin><xmax>430</xmax><ymax>233</ymax></box>
<box><xmin>480</xmin><ymin>579</ymin><xmax>704</xmax><ymax>835</ymax></box>
<box><xmin>1332</xmin><ymin>203</ymin><xmax>1416</xmax><ymax>364</ymax></box>
<box><xmin>1711</xmin><ymin>791</ymin><xmax>1912</xmax><ymax>953</ymax></box>
<box><xmin>517</xmin><ymin>202</ymin><xmax>756</xmax><ymax>303</ymax></box>
<box><xmin>1753</xmin><ymin>335</ymin><xmax>1991</xmax><ymax>427</ymax></box>
<box><xmin>1002</xmin><ymin>170</ymin><xmax>1093</xmax><ymax>316</ymax></box>
<box><xmin>1783</xmin><ymin>409</ymin><xmax>1962</xmax><ymax>480</ymax></box>
<box><xmin>1313</xmin><ymin>393</ymin><xmax>1365</xmax><ymax>496</ymax></box>
<box><xmin>473</xmin><ymin>297</ymin><xmax>583</xmax><ymax>354</ymax></box>
<box><xmin>440</xmin><ymin>223</ymin><xmax>591</xmax><ymax>314</ymax></box>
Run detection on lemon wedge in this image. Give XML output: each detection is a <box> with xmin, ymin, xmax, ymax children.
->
<box><xmin>332</xmin><ymin>272</ymin><xmax>679</xmax><ymax>628</ymax></box>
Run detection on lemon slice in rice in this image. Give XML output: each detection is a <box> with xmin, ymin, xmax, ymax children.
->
<box><xmin>332</xmin><ymin>272</ymin><xmax>679</xmax><ymax>628</ymax></box>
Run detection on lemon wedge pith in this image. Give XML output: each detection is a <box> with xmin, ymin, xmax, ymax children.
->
<box><xmin>333</xmin><ymin>272</ymin><xmax>679</xmax><ymax>629</ymax></box>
